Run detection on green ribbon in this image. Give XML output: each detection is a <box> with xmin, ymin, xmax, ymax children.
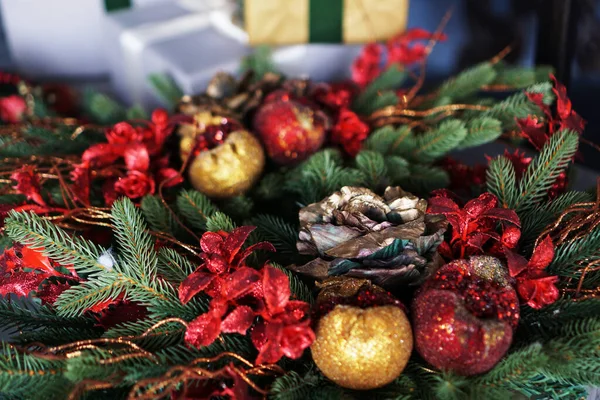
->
<box><xmin>309</xmin><ymin>0</ymin><xmax>343</xmax><ymax>43</ymax></box>
<box><xmin>105</xmin><ymin>0</ymin><xmax>132</xmax><ymax>12</ymax></box>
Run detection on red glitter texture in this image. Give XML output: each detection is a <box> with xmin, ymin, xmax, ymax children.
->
<box><xmin>253</xmin><ymin>100</ymin><xmax>327</xmax><ymax>165</ymax></box>
<box><xmin>412</xmin><ymin>256</ymin><xmax>519</xmax><ymax>376</ymax></box>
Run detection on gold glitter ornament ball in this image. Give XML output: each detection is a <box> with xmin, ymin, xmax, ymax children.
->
<box><xmin>311</xmin><ymin>304</ymin><xmax>413</xmax><ymax>390</ymax></box>
<box><xmin>181</xmin><ymin>129</ymin><xmax>265</xmax><ymax>198</ymax></box>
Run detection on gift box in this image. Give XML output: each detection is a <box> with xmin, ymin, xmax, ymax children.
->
<box><xmin>243</xmin><ymin>0</ymin><xmax>409</xmax><ymax>45</ymax></box>
<box><xmin>104</xmin><ymin>1</ymin><xmax>244</xmax><ymax>108</ymax></box>
<box><xmin>0</xmin><ymin>0</ymin><xmax>169</xmax><ymax>78</ymax></box>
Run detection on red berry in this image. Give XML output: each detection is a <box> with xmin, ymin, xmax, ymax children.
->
<box><xmin>412</xmin><ymin>256</ymin><xmax>519</xmax><ymax>376</ymax></box>
<box><xmin>253</xmin><ymin>100</ymin><xmax>327</xmax><ymax>165</ymax></box>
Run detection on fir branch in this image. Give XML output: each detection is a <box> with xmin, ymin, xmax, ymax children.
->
<box><xmin>176</xmin><ymin>189</ymin><xmax>218</xmax><ymax>232</ymax></box>
<box><xmin>353</xmin><ymin>64</ymin><xmax>407</xmax><ymax>114</ymax></box>
<box><xmin>54</xmin><ymin>273</ymin><xmax>128</xmax><ymax>318</ymax></box>
<box><xmin>471</xmin><ymin>343</ymin><xmax>547</xmax><ymax>395</ymax></box>
<box><xmin>148</xmin><ymin>73</ymin><xmax>184</xmax><ymax>109</ymax></box>
<box><xmin>514</xmin><ymin>130</ymin><xmax>579</xmax><ymax>213</ymax></box>
<box><xmin>82</xmin><ymin>88</ymin><xmax>125</xmax><ymax>125</ymax></box>
<box><xmin>355</xmin><ymin>150</ymin><xmax>388</xmax><ymax>189</ymax></box>
<box><xmin>111</xmin><ymin>198</ymin><xmax>158</xmax><ymax>283</ymax></box>
<box><xmin>240</xmin><ymin>45</ymin><xmax>278</xmax><ymax>81</ymax></box>
<box><xmin>437</xmin><ymin>62</ymin><xmax>497</xmax><ymax>101</ymax></box>
<box><xmin>491</xmin><ymin>63</ymin><xmax>554</xmax><ymax>88</ymax></box>
<box><xmin>519</xmin><ymin>191</ymin><xmax>593</xmax><ymax>248</ymax></box>
<box><xmin>410</xmin><ymin>119</ymin><xmax>467</xmax><ymax>164</ymax></box>
<box><xmin>4</xmin><ymin>210</ymin><xmax>107</xmax><ymax>274</ymax></box>
<box><xmin>269</xmin><ymin>370</ymin><xmax>324</xmax><ymax>400</ymax></box>
<box><xmin>481</xmin><ymin>82</ymin><xmax>554</xmax><ymax>129</ymax></box>
<box><xmin>254</xmin><ymin>172</ymin><xmax>286</xmax><ymax>200</ymax></box>
<box><xmin>432</xmin><ymin>372</ymin><xmax>469</xmax><ymax>400</ymax></box>
<box><xmin>141</xmin><ymin>195</ymin><xmax>175</xmax><ymax>236</ymax></box>
<box><xmin>220</xmin><ymin>196</ymin><xmax>254</xmax><ymax>221</ymax></box>
<box><xmin>0</xmin><ymin>300</ymin><xmax>97</xmax><ymax>335</ymax></box>
<box><xmin>205</xmin><ymin>211</ymin><xmax>236</xmax><ymax>233</ymax></box>
<box><xmin>457</xmin><ymin>117</ymin><xmax>502</xmax><ymax>149</ymax></box>
<box><xmin>549</xmin><ymin>226</ymin><xmax>600</xmax><ymax>278</ymax></box>
<box><xmin>249</xmin><ymin>214</ymin><xmax>298</xmax><ymax>256</ymax></box>
<box><xmin>157</xmin><ymin>247</ymin><xmax>196</xmax><ymax>282</ymax></box>
<box><xmin>486</xmin><ymin>156</ymin><xmax>517</xmax><ymax>209</ymax></box>
<box><xmin>0</xmin><ymin>343</ymin><xmax>70</xmax><ymax>399</ymax></box>
<box><xmin>400</xmin><ymin>164</ymin><xmax>450</xmax><ymax>195</ymax></box>
<box><xmin>385</xmin><ymin>155</ymin><xmax>411</xmax><ymax>184</ymax></box>
<box><xmin>364</xmin><ymin>125</ymin><xmax>413</xmax><ymax>156</ymax></box>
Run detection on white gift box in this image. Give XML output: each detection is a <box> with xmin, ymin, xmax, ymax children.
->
<box><xmin>0</xmin><ymin>0</ymin><xmax>169</xmax><ymax>78</ymax></box>
<box><xmin>104</xmin><ymin>1</ymin><xmax>239</xmax><ymax>108</ymax></box>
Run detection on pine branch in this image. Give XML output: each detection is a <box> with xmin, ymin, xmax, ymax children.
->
<box><xmin>219</xmin><ymin>196</ymin><xmax>254</xmax><ymax>221</ymax></box>
<box><xmin>410</xmin><ymin>119</ymin><xmax>467</xmax><ymax>164</ymax></box>
<box><xmin>385</xmin><ymin>155</ymin><xmax>410</xmax><ymax>184</ymax></box>
<box><xmin>491</xmin><ymin>63</ymin><xmax>554</xmax><ymax>88</ymax></box>
<box><xmin>486</xmin><ymin>156</ymin><xmax>517</xmax><ymax>209</ymax></box>
<box><xmin>364</xmin><ymin>125</ymin><xmax>413</xmax><ymax>156</ymax></box>
<box><xmin>141</xmin><ymin>195</ymin><xmax>175</xmax><ymax>236</ymax></box>
<box><xmin>457</xmin><ymin>117</ymin><xmax>502</xmax><ymax>149</ymax></box>
<box><xmin>549</xmin><ymin>225</ymin><xmax>600</xmax><ymax>279</ymax></box>
<box><xmin>0</xmin><ymin>343</ymin><xmax>70</xmax><ymax>399</ymax></box>
<box><xmin>148</xmin><ymin>73</ymin><xmax>184</xmax><ymax>109</ymax></box>
<box><xmin>481</xmin><ymin>82</ymin><xmax>554</xmax><ymax>129</ymax></box>
<box><xmin>519</xmin><ymin>191</ymin><xmax>593</xmax><ymax>248</ymax></box>
<box><xmin>82</xmin><ymin>88</ymin><xmax>125</xmax><ymax>125</ymax></box>
<box><xmin>400</xmin><ymin>164</ymin><xmax>450</xmax><ymax>195</ymax></box>
<box><xmin>4</xmin><ymin>210</ymin><xmax>107</xmax><ymax>274</ymax></box>
<box><xmin>205</xmin><ymin>211</ymin><xmax>236</xmax><ymax>233</ymax></box>
<box><xmin>249</xmin><ymin>214</ymin><xmax>298</xmax><ymax>257</ymax></box>
<box><xmin>157</xmin><ymin>247</ymin><xmax>196</xmax><ymax>282</ymax></box>
<box><xmin>355</xmin><ymin>150</ymin><xmax>388</xmax><ymax>189</ymax></box>
<box><xmin>437</xmin><ymin>62</ymin><xmax>497</xmax><ymax>101</ymax></box>
<box><xmin>432</xmin><ymin>372</ymin><xmax>469</xmax><ymax>400</ymax></box>
<box><xmin>353</xmin><ymin>64</ymin><xmax>407</xmax><ymax>114</ymax></box>
<box><xmin>513</xmin><ymin>130</ymin><xmax>579</xmax><ymax>213</ymax></box>
<box><xmin>111</xmin><ymin>198</ymin><xmax>158</xmax><ymax>283</ymax></box>
<box><xmin>176</xmin><ymin>189</ymin><xmax>218</xmax><ymax>232</ymax></box>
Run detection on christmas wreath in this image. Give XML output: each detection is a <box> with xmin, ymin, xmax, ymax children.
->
<box><xmin>0</xmin><ymin>27</ymin><xmax>598</xmax><ymax>400</ymax></box>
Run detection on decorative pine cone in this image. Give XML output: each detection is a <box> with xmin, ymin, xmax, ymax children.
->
<box><xmin>289</xmin><ymin>186</ymin><xmax>447</xmax><ymax>290</ymax></box>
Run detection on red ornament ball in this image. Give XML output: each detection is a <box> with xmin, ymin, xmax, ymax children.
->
<box><xmin>412</xmin><ymin>256</ymin><xmax>519</xmax><ymax>376</ymax></box>
<box><xmin>253</xmin><ymin>97</ymin><xmax>328</xmax><ymax>165</ymax></box>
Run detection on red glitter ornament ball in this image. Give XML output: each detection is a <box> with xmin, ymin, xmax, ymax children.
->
<box><xmin>412</xmin><ymin>256</ymin><xmax>519</xmax><ymax>376</ymax></box>
<box><xmin>253</xmin><ymin>98</ymin><xmax>328</xmax><ymax>165</ymax></box>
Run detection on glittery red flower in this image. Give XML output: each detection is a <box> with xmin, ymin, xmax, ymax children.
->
<box><xmin>428</xmin><ymin>192</ymin><xmax>521</xmax><ymax>259</ymax></box>
<box><xmin>0</xmin><ymin>244</ymin><xmax>73</xmax><ymax>299</ymax></box>
<box><xmin>181</xmin><ymin>227</ymin><xmax>313</xmax><ymax>364</ymax></box>
<box><xmin>351</xmin><ymin>43</ymin><xmax>383</xmax><ymax>88</ymax></box>
<box><xmin>519</xmin><ymin>74</ymin><xmax>585</xmax><ymax>151</ymax></box>
<box><xmin>106</xmin><ymin>122</ymin><xmax>142</xmax><ymax>145</ymax></box>
<box><xmin>330</xmin><ymin>108</ymin><xmax>370</xmax><ymax>156</ymax></box>
<box><xmin>0</xmin><ymin>95</ymin><xmax>27</xmax><ymax>123</ymax></box>
<box><xmin>386</xmin><ymin>28</ymin><xmax>447</xmax><ymax>67</ymax></box>
<box><xmin>114</xmin><ymin>170</ymin><xmax>155</xmax><ymax>199</ymax></box>
<box><xmin>505</xmin><ymin>235</ymin><xmax>558</xmax><ymax>309</ymax></box>
<box><xmin>312</xmin><ymin>82</ymin><xmax>358</xmax><ymax>111</ymax></box>
<box><xmin>11</xmin><ymin>165</ymin><xmax>46</xmax><ymax>206</ymax></box>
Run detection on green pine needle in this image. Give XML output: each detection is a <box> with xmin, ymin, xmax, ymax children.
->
<box><xmin>176</xmin><ymin>189</ymin><xmax>218</xmax><ymax>232</ymax></box>
<box><xmin>486</xmin><ymin>155</ymin><xmax>518</xmax><ymax>209</ymax></box>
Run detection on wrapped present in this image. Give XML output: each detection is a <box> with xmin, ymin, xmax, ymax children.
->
<box><xmin>104</xmin><ymin>1</ymin><xmax>243</xmax><ymax>107</ymax></box>
<box><xmin>243</xmin><ymin>0</ymin><xmax>409</xmax><ymax>45</ymax></box>
<box><xmin>0</xmin><ymin>0</ymin><xmax>170</xmax><ymax>78</ymax></box>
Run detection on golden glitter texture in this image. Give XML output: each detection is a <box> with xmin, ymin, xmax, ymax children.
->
<box><xmin>181</xmin><ymin>130</ymin><xmax>265</xmax><ymax>198</ymax></box>
<box><xmin>311</xmin><ymin>305</ymin><xmax>413</xmax><ymax>390</ymax></box>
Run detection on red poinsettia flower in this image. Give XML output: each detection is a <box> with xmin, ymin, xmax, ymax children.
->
<box><xmin>330</xmin><ymin>108</ymin><xmax>370</xmax><ymax>156</ymax></box>
<box><xmin>0</xmin><ymin>95</ymin><xmax>27</xmax><ymax>123</ymax></box>
<box><xmin>251</xmin><ymin>266</ymin><xmax>315</xmax><ymax>364</ymax></box>
<box><xmin>505</xmin><ymin>235</ymin><xmax>558</xmax><ymax>309</ymax></box>
<box><xmin>428</xmin><ymin>192</ymin><xmax>521</xmax><ymax>259</ymax></box>
<box><xmin>386</xmin><ymin>28</ymin><xmax>447</xmax><ymax>66</ymax></box>
<box><xmin>11</xmin><ymin>165</ymin><xmax>46</xmax><ymax>206</ymax></box>
<box><xmin>181</xmin><ymin>227</ymin><xmax>314</xmax><ymax>365</ymax></box>
<box><xmin>0</xmin><ymin>244</ymin><xmax>73</xmax><ymax>298</ymax></box>
<box><xmin>519</xmin><ymin>74</ymin><xmax>585</xmax><ymax>152</ymax></box>
<box><xmin>351</xmin><ymin>43</ymin><xmax>383</xmax><ymax>88</ymax></box>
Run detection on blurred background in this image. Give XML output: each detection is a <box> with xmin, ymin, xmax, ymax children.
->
<box><xmin>0</xmin><ymin>0</ymin><xmax>599</xmax><ymax>168</ymax></box>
